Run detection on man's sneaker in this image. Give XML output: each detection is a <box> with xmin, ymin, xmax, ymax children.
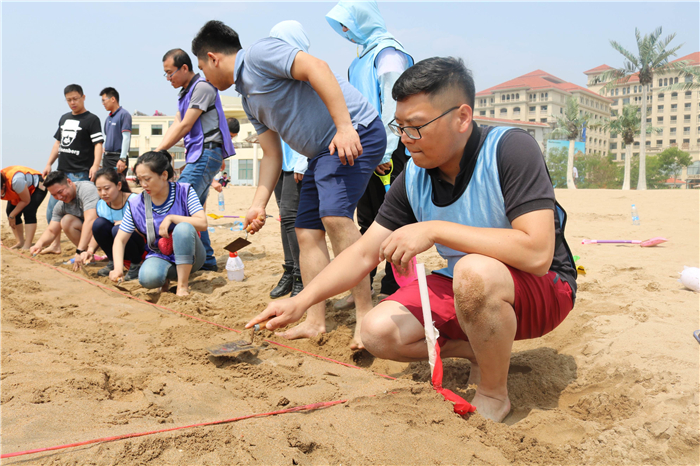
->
<box><xmin>97</xmin><ymin>261</ymin><xmax>114</xmax><ymax>277</ymax></box>
<box><xmin>290</xmin><ymin>274</ymin><xmax>304</xmax><ymax>297</ymax></box>
<box><xmin>270</xmin><ymin>266</ymin><xmax>294</xmax><ymax>299</ymax></box>
<box><xmin>200</xmin><ymin>261</ymin><xmax>218</xmax><ymax>272</ymax></box>
<box><xmin>124</xmin><ymin>262</ymin><xmax>141</xmax><ymax>281</ymax></box>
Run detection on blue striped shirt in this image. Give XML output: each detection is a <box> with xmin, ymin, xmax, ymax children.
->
<box><xmin>119</xmin><ymin>182</ymin><xmax>203</xmax><ymax>234</ymax></box>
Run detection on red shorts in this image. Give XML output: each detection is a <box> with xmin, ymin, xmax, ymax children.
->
<box><xmin>385</xmin><ymin>267</ymin><xmax>573</xmax><ymax>346</ymax></box>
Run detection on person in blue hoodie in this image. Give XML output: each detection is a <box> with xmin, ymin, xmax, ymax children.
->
<box><xmin>267</xmin><ymin>21</ymin><xmax>309</xmax><ymax>300</ymax></box>
<box><xmin>326</xmin><ymin>1</ymin><xmax>414</xmax><ymax>308</ymax></box>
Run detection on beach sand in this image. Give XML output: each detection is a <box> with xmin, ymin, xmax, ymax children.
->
<box><xmin>2</xmin><ymin>187</ymin><xmax>698</xmax><ymax>464</ymax></box>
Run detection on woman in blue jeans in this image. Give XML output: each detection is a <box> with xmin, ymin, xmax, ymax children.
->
<box><xmin>89</xmin><ymin>168</ymin><xmax>144</xmax><ymax>280</ymax></box>
<box><xmin>109</xmin><ymin>151</ymin><xmax>207</xmax><ymax>296</ymax></box>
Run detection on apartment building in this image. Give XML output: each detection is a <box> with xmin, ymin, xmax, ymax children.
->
<box><xmin>585</xmin><ymin>52</ymin><xmax>700</xmax><ymax>181</ymax></box>
<box><xmin>475</xmin><ymin>70</ymin><xmax>612</xmax><ymax>156</ymax></box>
<box><xmin>129</xmin><ymin>95</ymin><xmax>262</xmax><ymax>185</ymax></box>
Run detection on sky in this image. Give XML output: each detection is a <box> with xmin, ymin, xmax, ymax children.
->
<box><xmin>2</xmin><ymin>1</ymin><xmax>698</xmax><ymax>169</ymax></box>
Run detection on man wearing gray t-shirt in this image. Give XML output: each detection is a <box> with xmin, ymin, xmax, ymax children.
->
<box><xmin>156</xmin><ymin>48</ymin><xmax>236</xmax><ymax>272</ymax></box>
<box><xmin>192</xmin><ymin>20</ymin><xmax>386</xmax><ymax>349</ymax></box>
<box><xmin>30</xmin><ymin>171</ymin><xmax>98</xmax><ymax>272</ymax></box>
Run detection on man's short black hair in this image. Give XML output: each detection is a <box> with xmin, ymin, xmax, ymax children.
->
<box><xmin>64</xmin><ymin>84</ymin><xmax>84</xmax><ymax>96</ymax></box>
<box><xmin>392</xmin><ymin>57</ymin><xmax>475</xmax><ymax>109</ymax></box>
<box><xmin>44</xmin><ymin>170</ymin><xmax>69</xmax><ymax>188</ymax></box>
<box><xmin>162</xmin><ymin>48</ymin><xmax>193</xmax><ymax>72</ymax></box>
<box><xmin>191</xmin><ymin>20</ymin><xmax>242</xmax><ymax>60</ymax></box>
<box><xmin>227</xmin><ymin>117</ymin><xmax>240</xmax><ymax>135</ymax></box>
<box><xmin>100</xmin><ymin>87</ymin><xmax>120</xmax><ymax>103</ymax></box>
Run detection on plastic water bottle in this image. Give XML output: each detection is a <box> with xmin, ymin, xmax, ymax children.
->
<box><xmin>218</xmin><ymin>191</ymin><xmax>225</xmax><ymax>211</ymax></box>
<box><xmin>226</xmin><ymin>252</ymin><xmax>244</xmax><ymax>281</ymax></box>
<box><xmin>631</xmin><ymin>204</ymin><xmax>640</xmax><ymax>225</ymax></box>
<box><xmin>207</xmin><ymin>227</ymin><xmax>216</xmax><ymax>233</ymax></box>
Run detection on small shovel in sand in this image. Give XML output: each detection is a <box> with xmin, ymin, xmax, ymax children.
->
<box><xmin>207</xmin><ymin>319</ymin><xmax>272</xmax><ymax>356</ymax></box>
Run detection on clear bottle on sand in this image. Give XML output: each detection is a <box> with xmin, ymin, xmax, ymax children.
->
<box><xmin>226</xmin><ymin>252</ymin><xmax>244</xmax><ymax>281</ymax></box>
<box><xmin>631</xmin><ymin>204</ymin><xmax>640</xmax><ymax>225</ymax></box>
<box><xmin>218</xmin><ymin>191</ymin><xmax>225</xmax><ymax>211</ymax></box>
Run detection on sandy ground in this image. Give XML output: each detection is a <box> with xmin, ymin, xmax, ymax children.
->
<box><xmin>1</xmin><ymin>186</ymin><xmax>699</xmax><ymax>465</ymax></box>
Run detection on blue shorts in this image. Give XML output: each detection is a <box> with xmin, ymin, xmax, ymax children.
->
<box><xmin>295</xmin><ymin>117</ymin><xmax>386</xmax><ymax>230</ymax></box>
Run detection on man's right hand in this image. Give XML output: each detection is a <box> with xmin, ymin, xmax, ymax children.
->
<box><xmin>244</xmin><ymin>207</ymin><xmax>267</xmax><ymax>234</ymax></box>
<box><xmin>245</xmin><ymin>297</ymin><xmax>306</xmax><ymax>331</ymax></box>
<box><xmin>29</xmin><ymin>244</ymin><xmax>42</xmax><ymax>256</ymax></box>
<box><xmin>116</xmin><ymin>159</ymin><xmax>127</xmax><ymax>173</ymax></box>
<box><xmin>42</xmin><ymin>165</ymin><xmax>52</xmax><ymax>178</ymax></box>
<box><xmin>329</xmin><ymin>125</ymin><xmax>363</xmax><ymax>166</ymax></box>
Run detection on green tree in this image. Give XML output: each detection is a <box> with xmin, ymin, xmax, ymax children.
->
<box><xmin>602</xmin><ymin>105</ymin><xmax>662</xmax><ymax>190</ymax></box>
<box><xmin>574</xmin><ymin>152</ymin><xmax>623</xmax><ymax>189</ymax></box>
<box><xmin>599</xmin><ymin>27</ymin><xmax>688</xmax><ymax>190</ymax></box>
<box><xmin>656</xmin><ymin>146</ymin><xmax>692</xmax><ymax>180</ymax></box>
<box><xmin>548</xmin><ymin>97</ymin><xmax>590</xmax><ymax>189</ymax></box>
<box><xmin>545</xmin><ymin>147</ymin><xmax>568</xmax><ymax>188</ymax></box>
<box><xmin>630</xmin><ymin>155</ymin><xmax>666</xmax><ymax>189</ymax></box>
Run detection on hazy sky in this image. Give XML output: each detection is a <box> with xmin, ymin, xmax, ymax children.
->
<box><xmin>2</xmin><ymin>1</ymin><xmax>698</xmax><ymax>168</ymax></box>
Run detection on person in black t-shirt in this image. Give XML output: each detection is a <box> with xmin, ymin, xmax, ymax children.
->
<box><xmin>40</xmin><ymin>84</ymin><xmax>104</xmax><ymax>254</ymax></box>
<box><xmin>247</xmin><ymin>57</ymin><xmax>577</xmax><ymax>423</ymax></box>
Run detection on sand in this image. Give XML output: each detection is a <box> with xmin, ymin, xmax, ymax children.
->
<box><xmin>1</xmin><ymin>187</ymin><xmax>699</xmax><ymax>465</ymax></box>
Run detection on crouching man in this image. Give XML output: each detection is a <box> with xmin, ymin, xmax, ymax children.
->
<box><xmin>30</xmin><ymin>170</ymin><xmax>99</xmax><ymax>272</ymax></box>
<box><xmin>247</xmin><ymin>57</ymin><xmax>577</xmax><ymax>423</ymax></box>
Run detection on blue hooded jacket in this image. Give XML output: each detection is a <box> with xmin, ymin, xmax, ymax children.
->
<box><xmin>326</xmin><ymin>0</ymin><xmax>413</xmax><ymax>162</ymax></box>
<box><xmin>269</xmin><ymin>20</ymin><xmax>309</xmax><ymax>174</ymax></box>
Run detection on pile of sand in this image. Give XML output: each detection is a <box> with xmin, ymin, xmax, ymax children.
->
<box><xmin>2</xmin><ymin>187</ymin><xmax>698</xmax><ymax>464</ymax></box>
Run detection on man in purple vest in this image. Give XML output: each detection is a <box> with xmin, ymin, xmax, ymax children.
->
<box><xmin>156</xmin><ymin>48</ymin><xmax>235</xmax><ymax>271</ymax></box>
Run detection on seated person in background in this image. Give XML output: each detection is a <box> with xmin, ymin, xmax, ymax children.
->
<box><xmin>247</xmin><ymin>57</ymin><xmax>577</xmax><ymax>423</ymax></box>
<box><xmin>88</xmin><ymin>168</ymin><xmax>144</xmax><ymax>280</ymax></box>
<box><xmin>29</xmin><ymin>170</ymin><xmax>99</xmax><ymax>272</ymax></box>
<box><xmin>220</xmin><ymin>171</ymin><xmax>229</xmax><ymax>187</ymax></box>
<box><xmin>1</xmin><ymin>165</ymin><xmax>48</xmax><ymax>249</ymax></box>
<box><xmin>109</xmin><ymin>151</ymin><xmax>208</xmax><ymax>297</ymax></box>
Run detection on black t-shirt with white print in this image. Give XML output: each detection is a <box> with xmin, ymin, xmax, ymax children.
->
<box><xmin>375</xmin><ymin>123</ymin><xmax>577</xmax><ymax>299</ymax></box>
<box><xmin>53</xmin><ymin>111</ymin><xmax>104</xmax><ymax>173</ymax></box>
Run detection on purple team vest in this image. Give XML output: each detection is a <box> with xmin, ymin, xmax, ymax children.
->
<box><xmin>178</xmin><ymin>74</ymin><xmax>236</xmax><ymax>164</ymax></box>
<box><xmin>129</xmin><ymin>182</ymin><xmax>192</xmax><ymax>262</ymax></box>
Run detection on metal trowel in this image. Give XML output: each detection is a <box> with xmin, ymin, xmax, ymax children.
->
<box><xmin>223</xmin><ymin>225</ymin><xmax>253</xmax><ymax>254</ymax></box>
<box><xmin>206</xmin><ymin>319</ymin><xmax>272</xmax><ymax>356</ymax></box>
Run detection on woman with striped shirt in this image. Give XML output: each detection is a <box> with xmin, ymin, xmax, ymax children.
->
<box><xmin>109</xmin><ymin>151</ymin><xmax>208</xmax><ymax>296</ymax></box>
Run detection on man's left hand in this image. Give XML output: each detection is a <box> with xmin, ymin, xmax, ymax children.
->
<box><xmin>375</xmin><ymin>162</ymin><xmax>392</xmax><ymax>175</ymax></box>
<box><xmin>8</xmin><ymin>216</ymin><xmax>16</xmax><ymax>229</ymax></box>
<box><xmin>116</xmin><ymin>159</ymin><xmax>127</xmax><ymax>173</ymax></box>
<box><xmin>80</xmin><ymin>251</ymin><xmax>93</xmax><ymax>266</ymax></box>
<box><xmin>329</xmin><ymin>125</ymin><xmax>362</xmax><ymax>166</ymax></box>
<box><xmin>379</xmin><ymin>223</ymin><xmax>435</xmax><ymax>270</ymax></box>
<box><xmin>72</xmin><ymin>253</ymin><xmax>83</xmax><ymax>272</ymax></box>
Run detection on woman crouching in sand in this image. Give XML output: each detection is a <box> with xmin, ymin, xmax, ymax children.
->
<box><xmin>109</xmin><ymin>150</ymin><xmax>208</xmax><ymax>296</ymax></box>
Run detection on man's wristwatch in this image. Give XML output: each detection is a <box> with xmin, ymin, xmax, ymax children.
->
<box><xmin>76</xmin><ymin>249</ymin><xmax>85</xmax><ymax>255</ymax></box>
<box><xmin>8</xmin><ymin>215</ymin><xmax>15</xmax><ymax>220</ymax></box>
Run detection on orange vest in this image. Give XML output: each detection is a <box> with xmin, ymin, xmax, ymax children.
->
<box><xmin>1</xmin><ymin>166</ymin><xmax>42</xmax><ymax>205</ymax></box>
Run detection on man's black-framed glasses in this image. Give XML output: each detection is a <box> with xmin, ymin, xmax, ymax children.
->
<box><xmin>388</xmin><ymin>106</ymin><xmax>460</xmax><ymax>140</ymax></box>
<box><xmin>164</xmin><ymin>66</ymin><xmax>182</xmax><ymax>80</ymax></box>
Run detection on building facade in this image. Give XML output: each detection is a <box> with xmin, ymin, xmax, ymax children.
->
<box><xmin>585</xmin><ymin>52</ymin><xmax>700</xmax><ymax>183</ymax></box>
<box><xmin>475</xmin><ymin>70</ymin><xmax>612</xmax><ymax>156</ymax></box>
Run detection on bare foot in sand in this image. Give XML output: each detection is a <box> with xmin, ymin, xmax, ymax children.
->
<box><xmin>276</xmin><ymin>320</ymin><xmax>326</xmax><ymax>340</ymax></box>
<box><xmin>9</xmin><ymin>242</ymin><xmax>22</xmax><ymax>250</ymax></box>
<box><xmin>40</xmin><ymin>245</ymin><xmax>62</xmax><ymax>255</ymax></box>
<box><xmin>350</xmin><ymin>322</ymin><xmax>364</xmax><ymax>350</ymax></box>
<box><xmin>176</xmin><ymin>288</ymin><xmax>190</xmax><ymax>297</ymax></box>
<box><xmin>467</xmin><ymin>362</ymin><xmax>481</xmax><ymax>386</ymax></box>
<box><xmin>471</xmin><ymin>390</ymin><xmax>511</xmax><ymax>423</ymax></box>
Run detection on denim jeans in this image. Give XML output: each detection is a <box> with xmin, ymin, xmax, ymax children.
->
<box><xmin>92</xmin><ymin>217</ymin><xmax>145</xmax><ymax>263</ymax></box>
<box><xmin>46</xmin><ymin>171</ymin><xmax>90</xmax><ymax>224</ymax></box>
<box><xmin>178</xmin><ymin>147</ymin><xmax>223</xmax><ymax>268</ymax></box>
<box><xmin>273</xmin><ymin>170</ymin><xmax>301</xmax><ymax>275</ymax></box>
<box><xmin>138</xmin><ymin>223</ymin><xmax>205</xmax><ymax>289</ymax></box>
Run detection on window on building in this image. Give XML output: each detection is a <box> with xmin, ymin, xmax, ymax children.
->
<box><xmin>506</xmin><ymin>95</ymin><xmax>510</xmax><ymax>101</ymax></box>
<box><xmin>658</xmin><ymin>93</ymin><xmax>664</xmax><ymax>101</ymax></box>
<box><xmin>656</xmin><ymin>140</ymin><xmax>663</xmax><ymax>146</ymax></box>
<box><xmin>623</xmin><ymin>98</ymin><xmax>630</xmax><ymax>105</ymax></box>
<box><xmin>634</xmin><ymin>141</ymin><xmax>640</xmax><ymax>147</ymax></box>
<box><xmin>689</xmin><ymin>161</ymin><xmax>700</xmax><ymax>176</ymax></box>
<box><xmin>513</xmin><ymin>107</ymin><xmax>521</xmax><ymax>113</ymax></box>
<box><xmin>664</xmin><ymin>78</ymin><xmax>668</xmax><ymax>86</ymax></box>
<box><xmin>658</xmin><ymin>78</ymin><xmax>663</xmax><ymax>86</ymax></box>
<box><xmin>685</xmin><ymin>75</ymin><xmax>694</xmax><ymax>83</ymax></box>
<box><xmin>500</xmin><ymin>108</ymin><xmax>507</xmax><ymax>114</ymax></box>
<box><xmin>657</xmin><ymin>105</ymin><xmax>664</xmax><ymax>111</ymax></box>
<box><xmin>646</xmin><ymin>140</ymin><xmax>651</xmax><ymax>146</ymax></box>
<box><xmin>670</xmin><ymin>128</ymin><xmax>676</xmax><ymax>134</ymax></box>
<box><xmin>541</xmin><ymin>105</ymin><xmax>547</xmax><ymax>111</ymax></box>
<box><xmin>540</xmin><ymin>118</ymin><xmax>547</xmax><ymax>123</ymax></box>
<box><xmin>684</xmin><ymin>114</ymin><xmax>691</xmax><ymax>122</ymax></box>
<box><xmin>674</xmin><ymin>77</ymin><xmax>678</xmax><ymax>84</ymax></box>
<box><xmin>491</xmin><ymin>98</ymin><xmax>494</xmax><ymax>104</ymax></box>
<box><xmin>646</xmin><ymin>118</ymin><xmax>651</xmax><ymax>124</ymax></box>
<box><xmin>671</xmin><ymin>92</ymin><xmax>678</xmax><ymax>100</ymax></box>
<box><xmin>490</xmin><ymin>110</ymin><xmax>495</xmax><ymax>116</ymax></box>
<box><xmin>151</xmin><ymin>124</ymin><xmax>163</xmax><ymax>136</ymax></box>
<box><xmin>685</xmin><ymin>91</ymin><xmax>692</xmax><ymax>98</ymax></box>
<box><xmin>238</xmin><ymin>159</ymin><xmax>253</xmax><ymax>180</ymax></box>
<box><xmin>479</xmin><ymin>111</ymin><xmax>486</xmax><ymax>116</ymax></box>
<box><xmin>128</xmin><ymin>149</ymin><xmax>139</xmax><ymax>158</ymax></box>
<box><xmin>671</xmin><ymin>115</ymin><xmax>677</xmax><ymax>122</ymax></box>
<box><xmin>657</xmin><ymin>116</ymin><xmax>663</xmax><ymax>123</ymax></box>
<box><xmin>683</xmin><ymin>138</ymin><xmax>690</xmax><ymax>145</ymax></box>
<box><xmin>529</xmin><ymin>106</ymin><xmax>536</xmax><ymax>113</ymax></box>
<box><xmin>515</xmin><ymin>93</ymin><xmax>519</xmax><ymax>100</ymax></box>
<box><xmin>670</xmin><ymin>139</ymin><xmax>676</xmax><ymax>145</ymax></box>
<box><xmin>671</xmin><ymin>104</ymin><xmax>677</xmax><ymax>112</ymax></box>
<box><xmin>609</xmin><ymin>142</ymin><xmax>617</xmax><ymax>150</ymax></box>
<box><xmin>529</xmin><ymin>119</ymin><xmax>536</xmax><ymax>122</ymax></box>
<box><xmin>131</xmin><ymin>124</ymin><xmax>140</xmax><ymax>136</ymax></box>
<box><xmin>620</xmin><ymin>153</ymin><xmax>625</xmax><ymax>161</ymax></box>
<box><xmin>685</xmin><ymin>103</ymin><xmax>692</xmax><ymax>110</ymax></box>
<box><xmin>501</xmin><ymin>95</ymin><xmax>505</xmax><ymax>101</ymax></box>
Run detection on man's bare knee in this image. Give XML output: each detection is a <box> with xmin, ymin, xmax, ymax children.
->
<box><xmin>452</xmin><ymin>256</ymin><xmax>500</xmax><ymax>328</ymax></box>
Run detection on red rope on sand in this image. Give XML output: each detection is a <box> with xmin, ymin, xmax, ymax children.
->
<box><xmin>0</xmin><ymin>399</ymin><xmax>347</xmax><ymax>459</ymax></box>
<box><xmin>2</xmin><ymin>247</ymin><xmax>398</xmax><ymax>380</ymax></box>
